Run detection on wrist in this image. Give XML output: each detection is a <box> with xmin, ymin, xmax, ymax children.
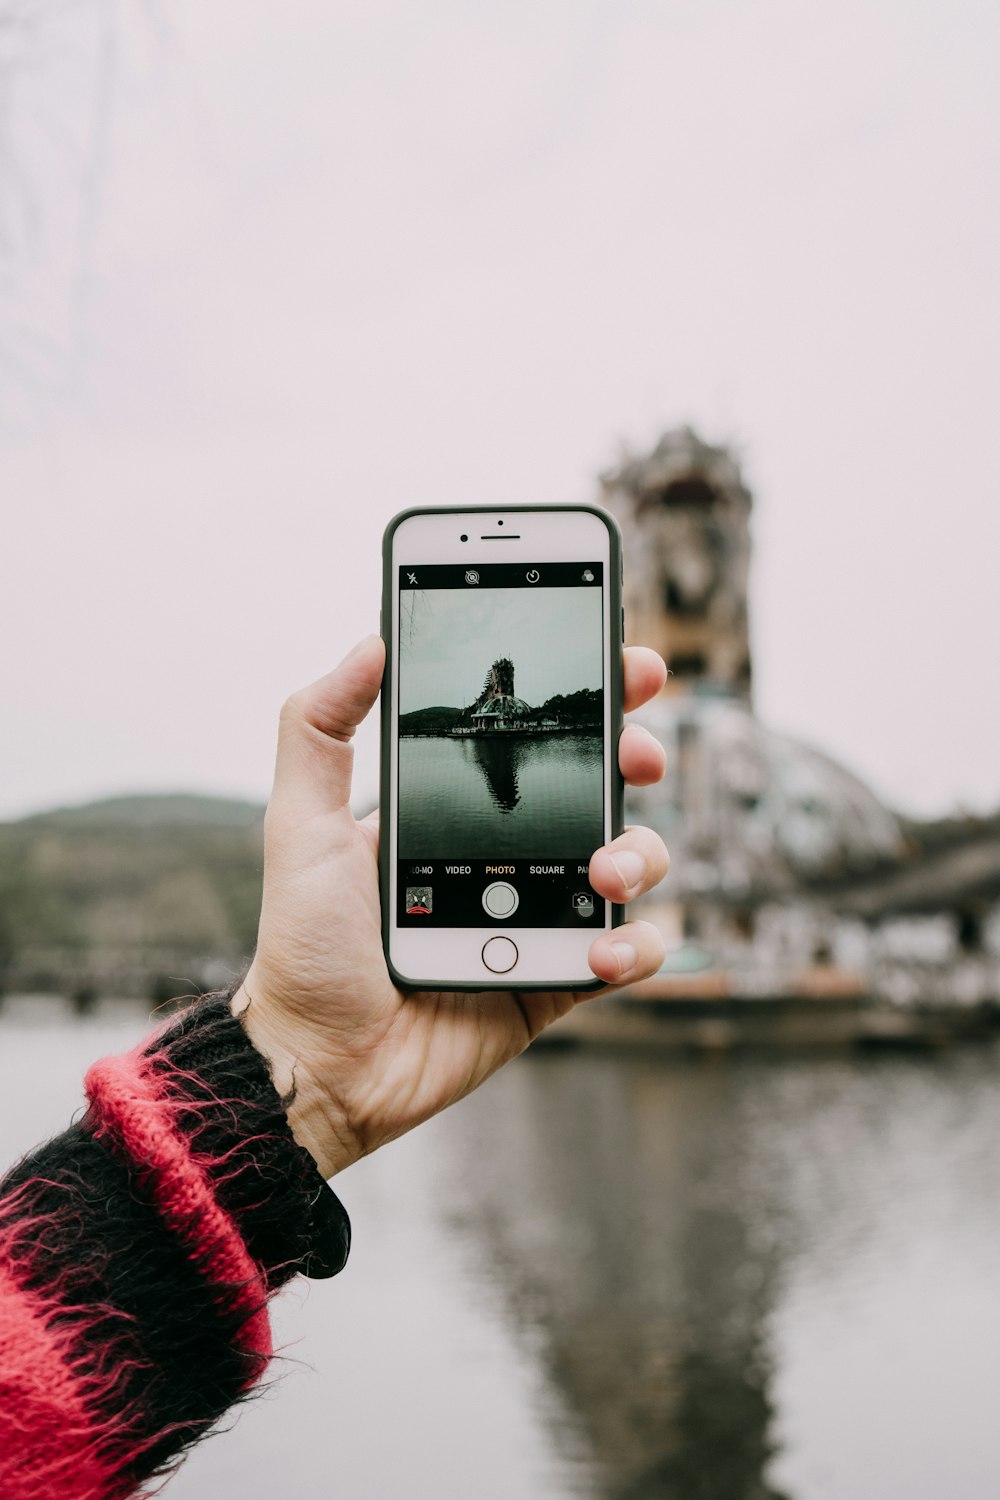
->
<box><xmin>230</xmin><ymin>983</ymin><xmax>361</xmax><ymax>1180</ymax></box>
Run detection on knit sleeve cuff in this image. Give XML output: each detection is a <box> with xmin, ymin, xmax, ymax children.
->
<box><xmin>85</xmin><ymin>992</ymin><xmax>351</xmax><ymax>1292</ymax></box>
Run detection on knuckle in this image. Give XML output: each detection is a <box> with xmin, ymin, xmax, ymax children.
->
<box><xmin>279</xmin><ymin>690</ymin><xmax>307</xmax><ymax>726</ymax></box>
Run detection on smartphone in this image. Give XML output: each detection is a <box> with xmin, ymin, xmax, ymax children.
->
<box><xmin>380</xmin><ymin>505</ymin><xmax>624</xmax><ymax>990</ymax></box>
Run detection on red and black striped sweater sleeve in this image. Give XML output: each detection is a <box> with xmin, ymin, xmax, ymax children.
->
<box><xmin>0</xmin><ymin>993</ymin><xmax>351</xmax><ymax>1500</ymax></box>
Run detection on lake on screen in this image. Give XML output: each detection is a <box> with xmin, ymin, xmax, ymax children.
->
<box><xmin>4</xmin><ymin>1001</ymin><xmax>1000</xmax><ymax>1500</ymax></box>
<box><xmin>399</xmin><ymin>733</ymin><xmax>604</xmax><ymax>858</ymax></box>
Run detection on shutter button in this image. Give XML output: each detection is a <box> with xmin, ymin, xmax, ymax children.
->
<box><xmin>482</xmin><ymin>881</ymin><xmax>519</xmax><ymax>918</ymax></box>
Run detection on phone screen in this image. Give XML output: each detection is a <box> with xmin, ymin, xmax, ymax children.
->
<box><xmin>395</xmin><ymin>560</ymin><xmax>606</xmax><ymax>930</ymax></box>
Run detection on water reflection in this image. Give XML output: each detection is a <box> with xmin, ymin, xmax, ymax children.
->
<box><xmin>399</xmin><ymin>733</ymin><xmax>603</xmax><ymax>857</ymax></box>
<box><xmin>443</xmin><ymin>1046</ymin><xmax>1000</xmax><ymax>1500</ymax></box>
<box><xmin>448</xmin><ymin>1055</ymin><xmax>790</xmax><ymax>1498</ymax></box>
<box><xmin>465</xmin><ymin>736</ymin><xmax>524</xmax><ymax>812</ymax></box>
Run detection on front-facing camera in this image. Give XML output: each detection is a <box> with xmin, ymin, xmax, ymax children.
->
<box><xmin>460</xmin><ymin>533</ymin><xmax>468</xmax><ymax>542</ymax></box>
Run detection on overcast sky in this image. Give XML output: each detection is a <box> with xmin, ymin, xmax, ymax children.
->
<box><xmin>399</xmin><ymin>585</ymin><xmax>603</xmax><ymax>712</ymax></box>
<box><xmin>0</xmin><ymin>0</ymin><xmax>997</xmax><ymax>820</ymax></box>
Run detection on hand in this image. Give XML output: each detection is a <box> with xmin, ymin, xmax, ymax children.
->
<box><xmin>233</xmin><ymin>635</ymin><xmax>669</xmax><ymax>1178</ymax></box>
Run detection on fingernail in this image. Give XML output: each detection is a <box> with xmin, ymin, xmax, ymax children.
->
<box><xmin>609</xmin><ymin>941</ymin><xmax>637</xmax><ymax>978</ymax></box>
<box><xmin>610</xmin><ymin>850</ymin><xmax>646</xmax><ymax>893</ymax></box>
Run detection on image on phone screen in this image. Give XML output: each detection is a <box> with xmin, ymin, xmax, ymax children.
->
<box><xmin>395</xmin><ymin>562</ymin><xmax>606</xmax><ymax>930</ymax></box>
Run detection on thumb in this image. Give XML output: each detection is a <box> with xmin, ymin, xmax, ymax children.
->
<box><xmin>268</xmin><ymin>634</ymin><xmax>385</xmax><ymax>824</ymax></box>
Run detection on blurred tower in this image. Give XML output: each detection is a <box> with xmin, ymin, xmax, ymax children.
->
<box><xmin>600</xmin><ymin>427</ymin><xmax>753</xmax><ymax>703</ymax></box>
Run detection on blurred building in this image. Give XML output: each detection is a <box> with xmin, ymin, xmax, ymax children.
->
<box><xmin>603</xmin><ymin>428</ymin><xmax>754</xmax><ymax>704</ymax></box>
<box><xmin>600</xmin><ymin>429</ymin><xmax>1000</xmax><ymax>1022</ymax></box>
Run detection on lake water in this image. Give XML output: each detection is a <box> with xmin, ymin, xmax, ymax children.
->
<box><xmin>399</xmin><ymin>733</ymin><xmax>603</xmax><ymax>858</ymax></box>
<box><xmin>3</xmin><ymin>999</ymin><xmax>1000</xmax><ymax>1498</ymax></box>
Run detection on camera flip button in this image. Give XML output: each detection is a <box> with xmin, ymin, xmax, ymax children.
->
<box><xmin>482</xmin><ymin>937</ymin><xmax>518</xmax><ymax>974</ymax></box>
<box><xmin>483</xmin><ymin>881</ymin><xmax>519</xmax><ymax>919</ymax></box>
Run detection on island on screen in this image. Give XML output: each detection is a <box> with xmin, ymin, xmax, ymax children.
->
<box><xmin>396</xmin><ymin>563</ymin><xmax>606</xmax><ymax>929</ymax></box>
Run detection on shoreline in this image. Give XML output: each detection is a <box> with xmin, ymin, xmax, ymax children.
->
<box><xmin>401</xmin><ymin>726</ymin><xmax>602</xmax><ymax>738</ymax></box>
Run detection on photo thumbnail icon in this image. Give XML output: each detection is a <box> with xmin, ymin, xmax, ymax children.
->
<box><xmin>406</xmin><ymin>886</ymin><xmax>433</xmax><ymax>915</ymax></box>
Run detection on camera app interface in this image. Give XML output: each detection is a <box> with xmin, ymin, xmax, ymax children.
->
<box><xmin>396</xmin><ymin>562</ymin><xmax>605</xmax><ymax>929</ymax></box>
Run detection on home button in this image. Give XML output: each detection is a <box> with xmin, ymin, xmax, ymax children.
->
<box><xmin>482</xmin><ymin>936</ymin><xmax>519</xmax><ymax>974</ymax></box>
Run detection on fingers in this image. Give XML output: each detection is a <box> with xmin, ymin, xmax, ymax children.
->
<box><xmin>624</xmin><ymin>647</ymin><xmax>667</xmax><ymax>713</ymax></box>
<box><xmin>268</xmin><ymin>635</ymin><xmax>386</xmax><ymax>825</ymax></box>
<box><xmin>587</xmin><ymin>825</ymin><xmax>669</xmax><ymax>988</ymax></box>
<box><xmin>619</xmin><ymin>721</ymin><xmax>666</xmax><ymax>786</ymax></box>
<box><xmin>621</xmin><ymin>648</ymin><xmax>667</xmax><ymax>789</ymax></box>
<box><xmin>588</xmin><ymin>918</ymin><xmax>666</xmax><ymax>987</ymax></box>
<box><xmin>588</xmin><ymin>825</ymin><xmax>669</xmax><ymax>904</ymax></box>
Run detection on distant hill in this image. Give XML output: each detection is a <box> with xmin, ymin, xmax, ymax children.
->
<box><xmin>399</xmin><ymin>706</ymin><xmax>465</xmax><ymax>735</ymax></box>
<box><xmin>0</xmin><ymin>793</ymin><xmax>267</xmax><ymax>1002</ymax></box>
<box><xmin>17</xmin><ymin>793</ymin><xmax>267</xmax><ymax>831</ymax></box>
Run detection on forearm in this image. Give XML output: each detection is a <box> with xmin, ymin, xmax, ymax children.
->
<box><xmin>0</xmin><ymin>994</ymin><xmax>349</xmax><ymax>1500</ymax></box>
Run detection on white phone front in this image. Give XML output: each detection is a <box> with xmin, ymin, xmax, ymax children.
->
<box><xmin>380</xmin><ymin>505</ymin><xmax>624</xmax><ymax>990</ymax></box>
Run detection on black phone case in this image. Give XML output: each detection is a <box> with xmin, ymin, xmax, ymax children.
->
<box><xmin>379</xmin><ymin>504</ymin><xmax>625</xmax><ymax>992</ymax></box>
